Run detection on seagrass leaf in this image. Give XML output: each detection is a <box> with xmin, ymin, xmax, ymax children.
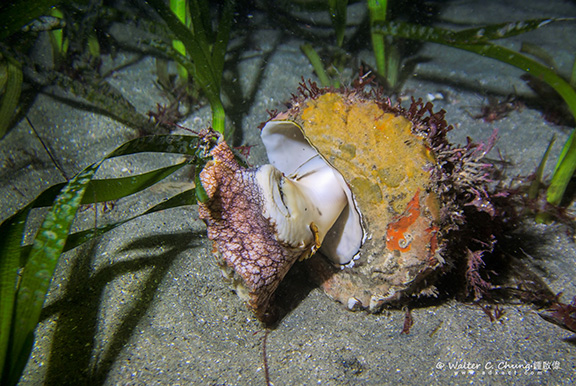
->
<box><xmin>0</xmin><ymin>133</ymin><xmax>213</xmax><ymax>384</ymax></box>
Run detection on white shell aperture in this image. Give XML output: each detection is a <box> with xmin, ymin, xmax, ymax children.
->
<box><xmin>260</xmin><ymin>120</ymin><xmax>364</xmax><ymax>265</ymax></box>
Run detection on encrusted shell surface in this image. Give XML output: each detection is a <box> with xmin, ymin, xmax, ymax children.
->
<box><xmin>270</xmin><ymin>92</ymin><xmax>445</xmax><ymax>312</ymax></box>
<box><xmin>199</xmin><ymin>82</ymin><xmax>495</xmax><ymax>320</ymax></box>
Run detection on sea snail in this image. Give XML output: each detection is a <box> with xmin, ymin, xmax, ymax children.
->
<box><xmin>198</xmin><ymin>82</ymin><xmax>496</xmax><ymax>321</ymax></box>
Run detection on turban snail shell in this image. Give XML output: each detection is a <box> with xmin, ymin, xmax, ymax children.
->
<box><xmin>198</xmin><ymin>82</ymin><xmax>495</xmax><ymax>321</ymax></box>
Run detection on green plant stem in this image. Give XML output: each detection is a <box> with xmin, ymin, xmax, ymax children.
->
<box><xmin>170</xmin><ymin>0</ymin><xmax>189</xmax><ymax>84</ymax></box>
<box><xmin>529</xmin><ymin>135</ymin><xmax>556</xmax><ymax>201</ymax></box>
<box><xmin>328</xmin><ymin>0</ymin><xmax>348</xmax><ymax>47</ymax></box>
<box><xmin>87</xmin><ymin>33</ymin><xmax>100</xmax><ymax>59</ymax></box>
<box><xmin>49</xmin><ymin>7</ymin><xmax>67</xmax><ymax>66</ymax></box>
<box><xmin>0</xmin><ymin>57</ymin><xmax>22</xmax><ymax>139</ymax></box>
<box><xmin>0</xmin><ymin>210</ymin><xmax>29</xmax><ymax>383</ymax></box>
<box><xmin>548</xmin><ymin>132</ymin><xmax>576</xmax><ymax>206</ymax></box>
<box><xmin>147</xmin><ymin>0</ymin><xmax>229</xmax><ymax>134</ymax></box>
<box><xmin>385</xmin><ymin>43</ymin><xmax>400</xmax><ymax>90</ymax></box>
<box><xmin>570</xmin><ymin>55</ymin><xmax>576</xmax><ymax>88</ymax></box>
<box><xmin>300</xmin><ymin>44</ymin><xmax>331</xmax><ymax>87</ymax></box>
<box><xmin>211</xmin><ymin>101</ymin><xmax>226</xmax><ymax>136</ymax></box>
<box><xmin>368</xmin><ymin>0</ymin><xmax>387</xmax><ymax>77</ymax></box>
<box><xmin>210</xmin><ymin>0</ymin><xmax>234</xmax><ymax>84</ymax></box>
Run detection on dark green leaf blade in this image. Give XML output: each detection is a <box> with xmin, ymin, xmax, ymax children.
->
<box><xmin>529</xmin><ymin>135</ymin><xmax>556</xmax><ymax>201</ymax></box>
<box><xmin>10</xmin><ymin>161</ymin><xmax>102</xmax><ymax>382</ymax></box>
<box><xmin>63</xmin><ymin>188</ymin><xmax>197</xmax><ymax>252</ymax></box>
<box><xmin>373</xmin><ymin>20</ymin><xmax>576</xmax><ymax>119</ymax></box>
<box><xmin>328</xmin><ymin>0</ymin><xmax>348</xmax><ymax>47</ymax></box>
<box><xmin>548</xmin><ymin>132</ymin><xmax>576</xmax><ymax>206</ymax></box>
<box><xmin>82</xmin><ymin>161</ymin><xmax>189</xmax><ymax>204</ymax></box>
<box><xmin>300</xmin><ymin>44</ymin><xmax>331</xmax><ymax>87</ymax></box>
<box><xmin>27</xmin><ymin>135</ymin><xmax>203</xmax><ymax>209</ymax></box>
<box><xmin>0</xmin><ymin>135</ymin><xmax>215</xmax><ymax>383</ymax></box>
<box><xmin>373</xmin><ymin>20</ymin><xmax>457</xmax><ymax>45</ymax></box>
<box><xmin>3</xmin><ymin>133</ymin><xmax>209</xmax><ymax>382</ymax></box>
<box><xmin>0</xmin><ymin>58</ymin><xmax>23</xmax><ymax>138</ymax></box>
<box><xmin>368</xmin><ymin>0</ymin><xmax>388</xmax><ymax>77</ymax></box>
<box><xmin>211</xmin><ymin>0</ymin><xmax>234</xmax><ymax>85</ymax></box>
<box><xmin>14</xmin><ymin>163</ymin><xmax>194</xmax><ymax>260</ymax></box>
<box><xmin>451</xmin><ymin>18</ymin><xmax>558</xmax><ymax>44</ymax></box>
<box><xmin>0</xmin><ymin>208</ymin><xmax>30</xmax><ymax>383</ymax></box>
<box><xmin>194</xmin><ymin>165</ymin><xmax>209</xmax><ymax>203</ymax></box>
<box><xmin>106</xmin><ymin>134</ymin><xmax>202</xmax><ymax>159</ymax></box>
<box><xmin>145</xmin><ymin>0</ymin><xmax>226</xmax><ymax>133</ymax></box>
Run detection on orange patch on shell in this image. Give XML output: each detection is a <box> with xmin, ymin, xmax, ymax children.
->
<box><xmin>386</xmin><ymin>191</ymin><xmax>421</xmax><ymax>252</ymax></box>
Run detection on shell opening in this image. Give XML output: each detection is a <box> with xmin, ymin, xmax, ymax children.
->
<box><xmin>260</xmin><ymin>120</ymin><xmax>364</xmax><ymax>265</ymax></box>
